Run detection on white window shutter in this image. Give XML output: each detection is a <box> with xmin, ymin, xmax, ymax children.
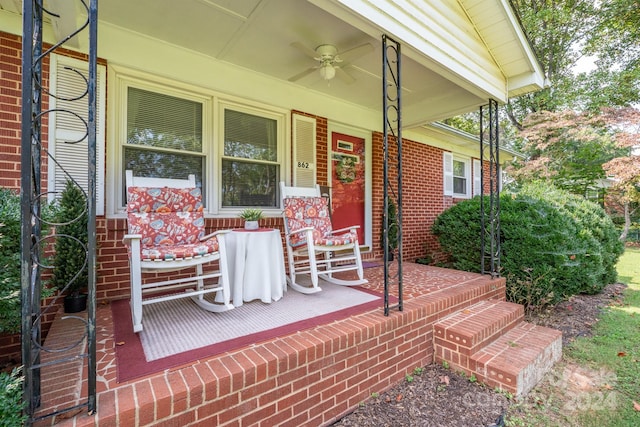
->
<box><xmin>48</xmin><ymin>55</ymin><xmax>106</xmax><ymax>215</ymax></box>
<box><xmin>473</xmin><ymin>159</ymin><xmax>482</xmax><ymax>196</ymax></box>
<box><xmin>292</xmin><ymin>114</ymin><xmax>316</xmax><ymax>187</ymax></box>
<box><xmin>443</xmin><ymin>152</ymin><xmax>453</xmax><ymax>196</ymax></box>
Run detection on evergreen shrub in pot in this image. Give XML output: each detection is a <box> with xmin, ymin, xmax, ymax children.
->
<box><xmin>52</xmin><ymin>180</ymin><xmax>89</xmax><ymax>313</ymax></box>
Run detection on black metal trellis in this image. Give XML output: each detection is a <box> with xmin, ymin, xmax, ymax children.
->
<box><xmin>20</xmin><ymin>0</ymin><xmax>98</xmax><ymax>423</ymax></box>
<box><xmin>479</xmin><ymin>99</ymin><xmax>501</xmax><ymax>277</ymax></box>
<box><xmin>382</xmin><ymin>34</ymin><xmax>403</xmax><ymax>315</ymax></box>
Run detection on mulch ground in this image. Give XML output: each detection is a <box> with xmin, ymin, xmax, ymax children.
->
<box><xmin>331</xmin><ymin>283</ymin><xmax>627</xmax><ymax>427</ymax></box>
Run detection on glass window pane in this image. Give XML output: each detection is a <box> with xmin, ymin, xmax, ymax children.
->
<box><xmin>453</xmin><ymin>160</ymin><xmax>465</xmax><ymax>177</ymax></box>
<box><xmin>224</xmin><ymin>110</ymin><xmax>277</xmax><ymax>161</ymax></box>
<box><xmin>124</xmin><ymin>147</ymin><xmax>204</xmax><ymax>188</ymax></box>
<box><xmin>221</xmin><ymin>159</ymin><xmax>278</xmax><ymax>207</ymax></box>
<box><xmin>453</xmin><ymin>177</ymin><xmax>466</xmax><ymax>195</ymax></box>
<box><xmin>127</xmin><ymin>87</ymin><xmax>202</xmax><ymax>153</ymax></box>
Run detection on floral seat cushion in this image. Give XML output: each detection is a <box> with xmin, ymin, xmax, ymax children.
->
<box><xmin>127</xmin><ymin>186</ymin><xmax>219</xmax><ymax>260</ymax></box>
<box><xmin>283</xmin><ymin>196</ymin><xmax>358</xmax><ymax>247</ymax></box>
<box><xmin>139</xmin><ymin>238</ymin><xmax>219</xmax><ymax>261</ymax></box>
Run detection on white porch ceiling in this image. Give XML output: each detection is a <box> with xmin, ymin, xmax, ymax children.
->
<box><xmin>42</xmin><ymin>0</ymin><xmax>543</xmax><ymax>127</ymax></box>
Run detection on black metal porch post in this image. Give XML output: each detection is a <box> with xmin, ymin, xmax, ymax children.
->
<box><xmin>479</xmin><ymin>99</ymin><xmax>501</xmax><ymax>277</ymax></box>
<box><xmin>382</xmin><ymin>34</ymin><xmax>403</xmax><ymax>315</ymax></box>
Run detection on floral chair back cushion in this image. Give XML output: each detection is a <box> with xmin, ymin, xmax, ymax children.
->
<box><xmin>283</xmin><ymin>196</ymin><xmax>358</xmax><ymax>247</ymax></box>
<box><xmin>126</xmin><ymin>187</ymin><xmax>216</xmax><ymax>260</ymax></box>
<box><xmin>283</xmin><ymin>196</ymin><xmax>332</xmax><ymax>247</ymax></box>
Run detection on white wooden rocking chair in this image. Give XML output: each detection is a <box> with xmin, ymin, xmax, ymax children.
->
<box><xmin>280</xmin><ymin>182</ymin><xmax>367</xmax><ymax>294</ymax></box>
<box><xmin>123</xmin><ymin>171</ymin><xmax>233</xmax><ymax>333</ymax></box>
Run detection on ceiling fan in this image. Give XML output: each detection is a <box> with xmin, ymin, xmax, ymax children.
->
<box><xmin>288</xmin><ymin>42</ymin><xmax>373</xmax><ymax>84</ymax></box>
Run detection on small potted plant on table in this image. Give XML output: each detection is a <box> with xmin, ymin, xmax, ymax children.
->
<box><xmin>239</xmin><ymin>208</ymin><xmax>264</xmax><ymax>230</ymax></box>
<box><xmin>52</xmin><ymin>180</ymin><xmax>89</xmax><ymax>313</ymax></box>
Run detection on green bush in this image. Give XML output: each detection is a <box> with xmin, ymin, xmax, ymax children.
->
<box><xmin>0</xmin><ymin>189</ymin><xmax>25</xmax><ymax>335</ymax></box>
<box><xmin>519</xmin><ymin>182</ymin><xmax>623</xmax><ymax>287</ymax></box>
<box><xmin>0</xmin><ymin>368</ymin><xmax>26</xmax><ymax>426</ymax></box>
<box><xmin>432</xmin><ymin>183</ymin><xmax>623</xmax><ymax>311</ymax></box>
<box><xmin>0</xmin><ymin>188</ymin><xmax>55</xmax><ymax>334</ymax></box>
<box><xmin>51</xmin><ymin>181</ymin><xmax>88</xmax><ymax>297</ymax></box>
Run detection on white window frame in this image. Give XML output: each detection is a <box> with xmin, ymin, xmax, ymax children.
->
<box><xmin>107</xmin><ymin>66</ymin><xmax>288</xmax><ymax>217</ymax></box>
<box><xmin>108</xmin><ymin>73</ymin><xmax>211</xmax><ymax>216</ymax></box>
<box><xmin>217</xmin><ymin>101</ymin><xmax>286</xmax><ymax>216</ymax></box>
<box><xmin>443</xmin><ymin>152</ymin><xmax>471</xmax><ymax>198</ymax></box>
<box><xmin>48</xmin><ymin>54</ymin><xmax>106</xmax><ymax>215</ymax></box>
<box><xmin>473</xmin><ymin>159</ymin><xmax>482</xmax><ymax>196</ymax></box>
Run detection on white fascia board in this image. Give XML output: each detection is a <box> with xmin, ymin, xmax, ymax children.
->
<box><xmin>460</xmin><ymin>0</ymin><xmax>548</xmax><ymax>97</ymax></box>
<box><xmin>404</xmin><ymin>122</ymin><xmax>523</xmax><ymax>162</ymax></box>
<box><xmin>311</xmin><ymin>0</ymin><xmax>509</xmax><ymax>102</ymax></box>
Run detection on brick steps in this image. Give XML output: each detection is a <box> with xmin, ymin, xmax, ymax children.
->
<box><xmin>434</xmin><ymin>300</ymin><xmax>562</xmax><ymax>396</ymax></box>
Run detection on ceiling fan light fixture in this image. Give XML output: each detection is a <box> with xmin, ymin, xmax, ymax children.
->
<box><xmin>319</xmin><ymin>62</ymin><xmax>336</xmax><ymax>80</ymax></box>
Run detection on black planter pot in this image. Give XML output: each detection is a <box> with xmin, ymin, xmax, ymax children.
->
<box><xmin>64</xmin><ymin>293</ymin><xmax>87</xmax><ymax>313</ymax></box>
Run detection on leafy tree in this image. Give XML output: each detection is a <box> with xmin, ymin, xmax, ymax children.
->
<box><xmin>507</xmin><ymin>110</ymin><xmax>625</xmax><ymax>195</ymax></box>
<box><xmin>508</xmin><ymin>107</ymin><xmax>640</xmax><ymax>239</ymax></box>
<box><xmin>601</xmin><ymin>107</ymin><xmax>640</xmax><ymax>239</ymax></box>
<box><xmin>508</xmin><ymin>1</ymin><xmax>639</xmax><ymax>118</ymax></box>
<box><xmin>507</xmin><ymin>0</ymin><xmax>598</xmax><ymax>127</ymax></box>
<box><xmin>580</xmin><ymin>0</ymin><xmax>640</xmax><ymax>111</ymax></box>
<box><xmin>441</xmin><ymin>112</ymin><xmax>480</xmax><ymax>135</ymax></box>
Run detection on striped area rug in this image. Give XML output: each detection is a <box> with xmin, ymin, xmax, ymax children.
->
<box><xmin>112</xmin><ymin>282</ymin><xmax>382</xmax><ymax>382</ymax></box>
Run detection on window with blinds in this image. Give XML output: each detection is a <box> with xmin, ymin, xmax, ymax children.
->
<box><xmin>221</xmin><ymin>109</ymin><xmax>279</xmax><ymax>207</ymax></box>
<box><xmin>443</xmin><ymin>152</ymin><xmax>471</xmax><ymax>198</ymax></box>
<box><xmin>453</xmin><ymin>159</ymin><xmax>467</xmax><ymax>195</ymax></box>
<box><xmin>113</xmin><ymin>72</ymin><xmax>287</xmax><ymax>214</ymax></box>
<box><xmin>123</xmin><ymin>87</ymin><xmax>205</xmax><ymax>191</ymax></box>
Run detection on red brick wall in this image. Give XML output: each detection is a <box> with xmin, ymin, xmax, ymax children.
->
<box><xmin>0</xmin><ymin>31</ymin><xmax>94</xmax><ymax>190</ymax></box>
<box><xmin>371</xmin><ymin>132</ymin><xmax>453</xmax><ymax>262</ymax></box>
<box><xmin>0</xmin><ymin>31</ymin><xmax>49</xmax><ymax>189</ymax></box>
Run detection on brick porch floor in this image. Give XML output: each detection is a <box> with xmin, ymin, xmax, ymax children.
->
<box><xmin>33</xmin><ymin>263</ymin><xmax>511</xmax><ymax>426</ymax></box>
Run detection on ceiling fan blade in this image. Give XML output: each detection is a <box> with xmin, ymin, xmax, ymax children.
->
<box><xmin>290</xmin><ymin>41</ymin><xmax>319</xmax><ymax>59</ymax></box>
<box><xmin>288</xmin><ymin>67</ymin><xmax>317</xmax><ymax>82</ymax></box>
<box><xmin>338</xmin><ymin>43</ymin><xmax>374</xmax><ymax>63</ymax></box>
<box><xmin>335</xmin><ymin>67</ymin><xmax>356</xmax><ymax>85</ymax></box>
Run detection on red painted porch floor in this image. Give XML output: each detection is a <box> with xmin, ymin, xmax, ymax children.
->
<box><xmin>34</xmin><ymin>264</ymin><xmax>509</xmax><ymax>426</ymax></box>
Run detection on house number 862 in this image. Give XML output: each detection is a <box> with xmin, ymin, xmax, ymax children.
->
<box><xmin>297</xmin><ymin>162</ymin><xmax>310</xmax><ymax>168</ymax></box>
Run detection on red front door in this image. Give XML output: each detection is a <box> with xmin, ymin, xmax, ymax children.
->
<box><xmin>330</xmin><ymin>132</ymin><xmax>365</xmax><ymax>244</ymax></box>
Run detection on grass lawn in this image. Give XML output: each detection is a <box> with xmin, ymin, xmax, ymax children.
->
<box><xmin>508</xmin><ymin>247</ymin><xmax>640</xmax><ymax>426</ymax></box>
<box><xmin>565</xmin><ymin>247</ymin><xmax>640</xmax><ymax>426</ymax></box>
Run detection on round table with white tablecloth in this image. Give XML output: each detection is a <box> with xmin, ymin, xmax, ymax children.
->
<box><xmin>224</xmin><ymin>228</ymin><xmax>286</xmax><ymax>307</ymax></box>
